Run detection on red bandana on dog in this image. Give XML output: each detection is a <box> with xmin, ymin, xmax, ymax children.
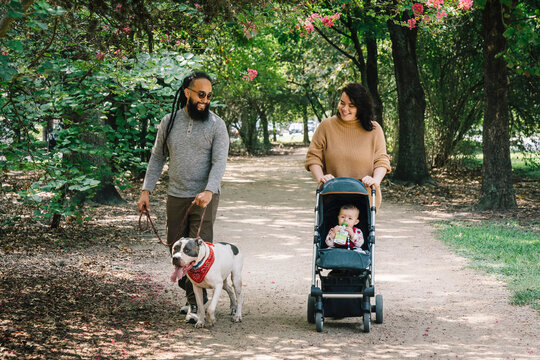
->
<box><xmin>187</xmin><ymin>242</ymin><xmax>215</xmax><ymax>284</ymax></box>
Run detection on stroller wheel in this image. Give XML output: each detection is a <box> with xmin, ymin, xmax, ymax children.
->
<box><xmin>375</xmin><ymin>294</ymin><xmax>383</xmax><ymax>324</ymax></box>
<box><xmin>363</xmin><ymin>312</ymin><xmax>371</xmax><ymax>333</ymax></box>
<box><xmin>315</xmin><ymin>312</ymin><xmax>324</xmax><ymax>332</ymax></box>
<box><xmin>307</xmin><ymin>295</ymin><xmax>315</xmax><ymax>324</ymax></box>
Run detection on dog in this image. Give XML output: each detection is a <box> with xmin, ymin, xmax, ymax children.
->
<box><xmin>170</xmin><ymin>237</ymin><xmax>243</xmax><ymax>328</ymax></box>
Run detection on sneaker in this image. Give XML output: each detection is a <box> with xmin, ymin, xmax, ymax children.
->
<box><xmin>180</xmin><ymin>302</ymin><xmax>189</xmax><ymax>314</ymax></box>
<box><xmin>185</xmin><ymin>304</ymin><xmax>199</xmax><ymax>324</ymax></box>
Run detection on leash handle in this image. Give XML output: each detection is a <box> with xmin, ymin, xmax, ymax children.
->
<box><xmin>138</xmin><ymin>205</ymin><xmax>169</xmax><ymax>247</ymax></box>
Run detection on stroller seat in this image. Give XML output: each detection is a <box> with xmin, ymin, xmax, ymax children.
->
<box><xmin>316</xmin><ymin>248</ymin><xmax>371</xmax><ymax>270</ymax></box>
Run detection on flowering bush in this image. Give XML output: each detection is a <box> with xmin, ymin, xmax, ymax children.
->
<box><xmin>243</xmin><ymin>20</ymin><xmax>257</xmax><ymax>39</ymax></box>
<box><xmin>298</xmin><ymin>12</ymin><xmax>341</xmax><ymax>37</ymax></box>
<box><xmin>403</xmin><ymin>0</ymin><xmax>473</xmax><ymax>29</ymax></box>
<box><xmin>243</xmin><ymin>68</ymin><xmax>258</xmax><ymax>81</ymax></box>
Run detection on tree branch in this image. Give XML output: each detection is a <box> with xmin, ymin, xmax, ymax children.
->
<box><xmin>0</xmin><ymin>0</ymin><xmax>35</xmax><ymax>38</ymax></box>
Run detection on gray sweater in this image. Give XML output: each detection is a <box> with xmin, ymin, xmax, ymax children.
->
<box><xmin>142</xmin><ymin>109</ymin><xmax>229</xmax><ymax>197</ymax></box>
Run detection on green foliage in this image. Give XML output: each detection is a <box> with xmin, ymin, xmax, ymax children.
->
<box><xmin>418</xmin><ymin>10</ymin><xmax>484</xmax><ymax>167</ymax></box>
<box><xmin>1</xmin><ymin>1</ymin><xmax>204</xmax><ymax>226</ymax></box>
<box><xmin>436</xmin><ymin>221</ymin><xmax>540</xmax><ymax>311</ymax></box>
<box><xmin>1</xmin><ymin>0</ymin><xmax>539</xmax><ymax>224</ymax></box>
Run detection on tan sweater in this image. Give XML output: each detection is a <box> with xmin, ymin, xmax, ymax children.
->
<box><xmin>305</xmin><ymin>116</ymin><xmax>391</xmax><ymax>207</ymax></box>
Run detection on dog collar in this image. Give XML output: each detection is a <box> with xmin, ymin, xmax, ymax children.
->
<box><xmin>188</xmin><ymin>242</ymin><xmax>215</xmax><ymax>284</ymax></box>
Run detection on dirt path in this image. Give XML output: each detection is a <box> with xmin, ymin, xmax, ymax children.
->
<box><xmin>2</xmin><ymin>149</ymin><xmax>538</xmax><ymax>359</ymax></box>
<box><xmin>131</xmin><ymin>148</ymin><xmax>538</xmax><ymax>359</ymax></box>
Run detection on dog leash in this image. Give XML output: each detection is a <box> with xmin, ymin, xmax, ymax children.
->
<box><xmin>138</xmin><ymin>202</ymin><xmax>207</xmax><ymax>247</ymax></box>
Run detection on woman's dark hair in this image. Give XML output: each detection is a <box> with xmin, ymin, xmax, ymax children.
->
<box><xmin>339</xmin><ymin>83</ymin><xmax>374</xmax><ymax>131</ymax></box>
<box><xmin>162</xmin><ymin>71</ymin><xmax>212</xmax><ymax>156</ymax></box>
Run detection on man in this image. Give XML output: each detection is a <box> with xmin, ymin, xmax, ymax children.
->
<box><xmin>137</xmin><ymin>72</ymin><xmax>229</xmax><ymax>323</ymax></box>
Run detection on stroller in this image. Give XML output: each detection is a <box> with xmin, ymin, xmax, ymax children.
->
<box><xmin>307</xmin><ymin>177</ymin><xmax>383</xmax><ymax>332</ymax></box>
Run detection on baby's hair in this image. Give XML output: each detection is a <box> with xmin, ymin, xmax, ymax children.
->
<box><xmin>340</xmin><ymin>204</ymin><xmax>359</xmax><ymax>212</ymax></box>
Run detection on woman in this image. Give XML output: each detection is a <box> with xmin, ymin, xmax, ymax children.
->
<box><xmin>305</xmin><ymin>83</ymin><xmax>391</xmax><ymax>208</ymax></box>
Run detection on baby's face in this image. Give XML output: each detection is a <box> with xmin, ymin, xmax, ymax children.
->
<box><xmin>337</xmin><ymin>208</ymin><xmax>359</xmax><ymax>226</ymax></box>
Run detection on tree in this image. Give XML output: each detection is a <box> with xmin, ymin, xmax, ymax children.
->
<box><xmin>477</xmin><ymin>0</ymin><xmax>539</xmax><ymax>209</ymax></box>
<box><xmin>478</xmin><ymin>0</ymin><xmax>516</xmax><ymax>209</ymax></box>
<box><xmin>387</xmin><ymin>19</ymin><xmax>430</xmax><ymax>183</ymax></box>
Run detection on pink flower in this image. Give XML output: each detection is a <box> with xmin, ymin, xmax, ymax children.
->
<box><xmin>114</xmin><ymin>49</ymin><xmax>122</xmax><ymax>57</ymax></box>
<box><xmin>321</xmin><ymin>16</ymin><xmax>335</xmax><ymax>27</ymax></box>
<box><xmin>405</xmin><ymin>18</ymin><xmax>417</xmax><ymax>29</ymax></box>
<box><xmin>243</xmin><ymin>69</ymin><xmax>258</xmax><ymax>81</ymax></box>
<box><xmin>243</xmin><ymin>21</ymin><xmax>257</xmax><ymax>39</ymax></box>
<box><xmin>436</xmin><ymin>10</ymin><xmax>448</xmax><ymax>19</ymax></box>
<box><xmin>308</xmin><ymin>13</ymin><xmax>320</xmax><ymax>22</ymax></box>
<box><xmin>412</xmin><ymin>3</ymin><xmax>424</xmax><ymax>16</ymax></box>
<box><xmin>96</xmin><ymin>52</ymin><xmax>105</xmax><ymax>61</ymax></box>
<box><xmin>123</xmin><ymin>27</ymin><xmax>131</xmax><ymax>33</ymax></box>
<box><xmin>195</xmin><ymin>4</ymin><xmax>202</xmax><ymax>10</ymax></box>
<box><xmin>1</xmin><ymin>51</ymin><xmax>8</xmax><ymax>56</ymax></box>
<box><xmin>458</xmin><ymin>0</ymin><xmax>473</xmax><ymax>10</ymax></box>
<box><xmin>427</xmin><ymin>0</ymin><xmax>444</xmax><ymax>9</ymax></box>
<box><xmin>115</xmin><ymin>4</ymin><xmax>122</xmax><ymax>11</ymax></box>
<box><xmin>303</xmin><ymin>22</ymin><xmax>315</xmax><ymax>35</ymax></box>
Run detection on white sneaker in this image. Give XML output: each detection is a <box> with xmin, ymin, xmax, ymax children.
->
<box><xmin>185</xmin><ymin>304</ymin><xmax>198</xmax><ymax>324</ymax></box>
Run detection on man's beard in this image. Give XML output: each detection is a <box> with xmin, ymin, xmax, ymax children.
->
<box><xmin>186</xmin><ymin>98</ymin><xmax>210</xmax><ymax>121</ymax></box>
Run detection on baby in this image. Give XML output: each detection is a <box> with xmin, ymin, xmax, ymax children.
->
<box><xmin>325</xmin><ymin>204</ymin><xmax>364</xmax><ymax>251</ymax></box>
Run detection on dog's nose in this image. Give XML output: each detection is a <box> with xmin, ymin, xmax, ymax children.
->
<box><xmin>172</xmin><ymin>256</ymin><xmax>180</xmax><ymax>266</ymax></box>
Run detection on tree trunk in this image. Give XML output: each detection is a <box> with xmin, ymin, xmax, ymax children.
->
<box><xmin>239</xmin><ymin>108</ymin><xmax>258</xmax><ymax>154</ymax></box>
<box><xmin>259</xmin><ymin>106</ymin><xmax>270</xmax><ymax>149</ymax></box>
<box><xmin>388</xmin><ymin>21</ymin><xmax>430</xmax><ymax>184</ymax></box>
<box><xmin>478</xmin><ymin>0</ymin><xmax>516</xmax><ymax>209</ymax></box>
<box><xmin>302</xmin><ymin>105</ymin><xmax>310</xmax><ymax>145</ymax></box>
<box><xmin>70</xmin><ymin>109</ymin><xmax>125</xmax><ymax>206</ymax></box>
<box><xmin>366</xmin><ymin>36</ymin><xmax>383</xmax><ymax>128</ymax></box>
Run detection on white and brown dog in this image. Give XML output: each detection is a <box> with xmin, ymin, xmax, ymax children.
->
<box><xmin>170</xmin><ymin>238</ymin><xmax>243</xmax><ymax>328</ymax></box>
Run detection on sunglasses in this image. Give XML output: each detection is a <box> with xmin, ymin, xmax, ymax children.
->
<box><xmin>187</xmin><ymin>88</ymin><xmax>213</xmax><ymax>100</ymax></box>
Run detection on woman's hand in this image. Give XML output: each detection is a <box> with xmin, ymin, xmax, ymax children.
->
<box><xmin>362</xmin><ymin>167</ymin><xmax>387</xmax><ymax>188</ymax></box>
<box><xmin>361</xmin><ymin>175</ymin><xmax>378</xmax><ymax>188</ymax></box>
<box><xmin>318</xmin><ymin>174</ymin><xmax>335</xmax><ymax>187</ymax></box>
<box><xmin>309</xmin><ymin>165</ymin><xmax>334</xmax><ymax>187</ymax></box>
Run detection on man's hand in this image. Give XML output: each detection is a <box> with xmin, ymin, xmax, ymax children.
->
<box><xmin>137</xmin><ymin>190</ymin><xmax>150</xmax><ymax>213</ymax></box>
<box><xmin>194</xmin><ymin>190</ymin><xmax>213</xmax><ymax>208</ymax></box>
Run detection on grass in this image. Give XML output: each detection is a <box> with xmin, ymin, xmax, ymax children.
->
<box><xmin>456</xmin><ymin>152</ymin><xmax>540</xmax><ymax>178</ymax></box>
<box><xmin>435</xmin><ymin>221</ymin><xmax>540</xmax><ymax>312</ymax></box>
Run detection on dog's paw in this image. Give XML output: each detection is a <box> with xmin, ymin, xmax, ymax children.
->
<box><xmin>230</xmin><ymin>307</ymin><xmax>236</xmax><ymax>316</ymax></box>
<box><xmin>232</xmin><ymin>315</ymin><xmax>242</xmax><ymax>323</ymax></box>
<box><xmin>194</xmin><ymin>321</ymin><xmax>205</xmax><ymax>328</ymax></box>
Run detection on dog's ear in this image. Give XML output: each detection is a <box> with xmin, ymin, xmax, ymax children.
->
<box><xmin>197</xmin><ymin>238</ymin><xmax>204</xmax><ymax>246</ymax></box>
